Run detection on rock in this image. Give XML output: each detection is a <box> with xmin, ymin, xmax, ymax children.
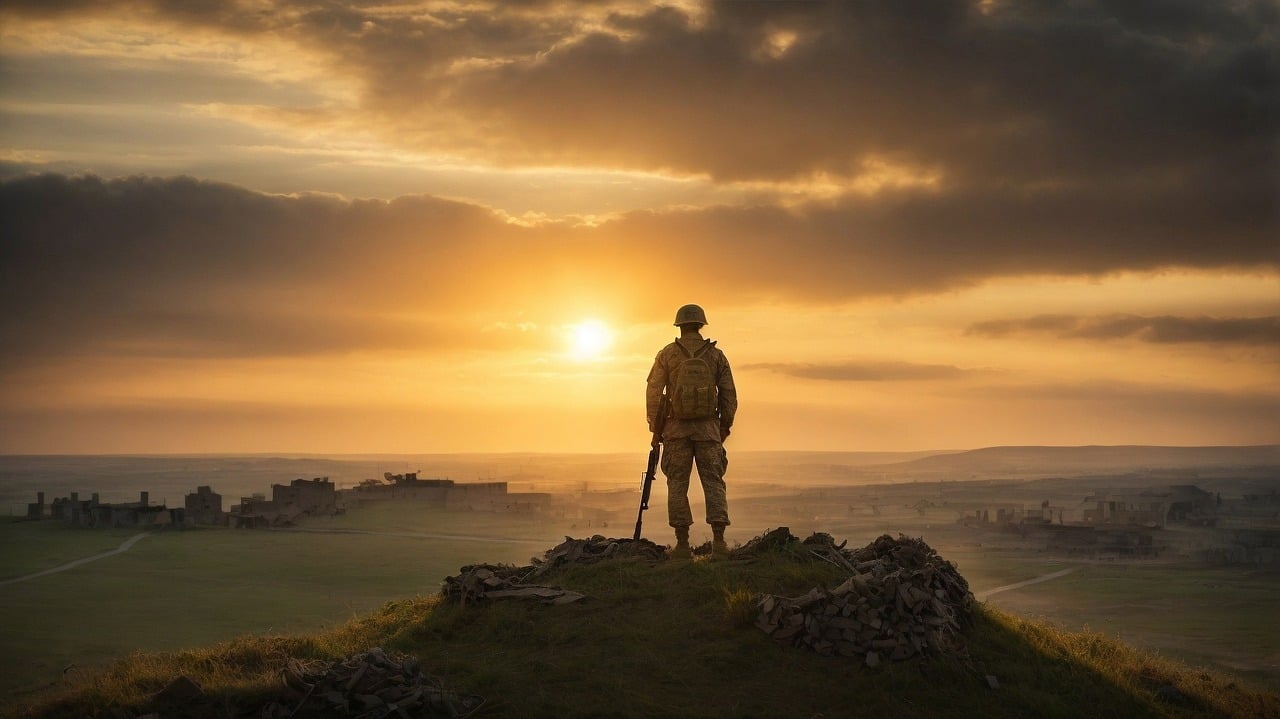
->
<box><xmin>751</xmin><ymin>532</ymin><xmax>974</xmax><ymax>664</ymax></box>
<box><xmin>985</xmin><ymin>675</ymin><xmax>1000</xmax><ymax>690</ymax></box>
<box><xmin>865</xmin><ymin>651</ymin><xmax>881</xmax><ymax>668</ymax></box>
<box><xmin>261</xmin><ymin>649</ymin><xmax>483</xmax><ymax>719</ymax></box>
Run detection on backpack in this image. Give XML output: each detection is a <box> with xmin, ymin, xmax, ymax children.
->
<box><xmin>670</xmin><ymin>340</ymin><xmax>719</xmax><ymax>420</ymax></box>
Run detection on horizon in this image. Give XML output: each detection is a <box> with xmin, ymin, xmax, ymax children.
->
<box><xmin>1</xmin><ymin>1</ymin><xmax>1276</xmax><ymax>454</ymax></box>
<box><xmin>2</xmin><ymin>443</ymin><xmax>1276</xmax><ymax>460</ymax></box>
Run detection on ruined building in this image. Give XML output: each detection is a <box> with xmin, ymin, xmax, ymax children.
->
<box><xmin>28</xmin><ymin>491</ymin><xmax>177</xmax><ymax>528</ymax></box>
<box><xmin>1082</xmin><ymin>485</ymin><xmax>1216</xmax><ymax>527</ymax></box>
<box><xmin>231</xmin><ymin>477</ymin><xmax>340</xmax><ymax>527</ymax></box>
<box><xmin>184</xmin><ymin>485</ymin><xmax>225</xmax><ymax>526</ymax></box>
<box><xmin>342</xmin><ymin>471</ymin><xmax>531</xmax><ymax>512</ymax></box>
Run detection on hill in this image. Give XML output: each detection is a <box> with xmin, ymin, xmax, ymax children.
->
<box><xmin>11</xmin><ymin>533</ymin><xmax>1279</xmax><ymax>719</ymax></box>
<box><xmin>877</xmin><ymin>445</ymin><xmax>1280</xmax><ymax>476</ymax></box>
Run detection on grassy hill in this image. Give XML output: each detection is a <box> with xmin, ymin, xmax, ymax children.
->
<box><xmin>11</xmin><ymin>539</ymin><xmax>1279</xmax><ymax>719</ymax></box>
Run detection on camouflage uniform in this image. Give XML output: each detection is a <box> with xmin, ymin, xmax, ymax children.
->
<box><xmin>646</xmin><ymin>330</ymin><xmax>737</xmax><ymax>528</ymax></box>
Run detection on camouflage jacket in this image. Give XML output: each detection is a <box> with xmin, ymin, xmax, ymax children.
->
<box><xmin>646</xmin><ymin>333</ymin><xmax>737</xmax><ymax>442</ymax></box>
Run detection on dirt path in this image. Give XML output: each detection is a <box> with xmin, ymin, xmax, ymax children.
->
<box><xmin>0</xmin><ymin>532</ymin><xmax>152</xmax><ymax>587</ymax></box>
<box><xmin>975</xmin><ymin>566</ymin><xmax>1080</xmax><ymax>601</ymax></box>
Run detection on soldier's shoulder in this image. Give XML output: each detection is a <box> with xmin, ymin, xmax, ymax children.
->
<box><xmin>654</xmin><ymin>341</ymin><xmax>681</xmax><ymax>361</ymax></box>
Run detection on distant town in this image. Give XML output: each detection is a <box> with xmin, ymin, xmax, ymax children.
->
<box><xmin>20</xmin><ymin>471</ymin><xmax>1279</xmax><ymax>567</ymax></box>
<box><xmin>23</xmin><ymin>471</ymin><xmax>552</xmax><ymax>529</ymax></box>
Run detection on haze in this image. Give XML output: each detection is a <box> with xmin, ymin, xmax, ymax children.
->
<box><xmin>1</xmin><ymin>0</ymin><xmax>1276</xmax><ymax>454</ymax></box>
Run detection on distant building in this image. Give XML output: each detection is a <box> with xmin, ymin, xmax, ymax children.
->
<box><xmin>231</xmin><ymin>477</ymin><xmax>339</xmax><ymax>527</ymax></box>
<box><xmin>184</xmin><ymin>486</ymin><xmax>225</xmax><ymax>526</ymax></box>
<box><xmin>34</xmin><ymin>490</ymin><xmax>172</xmax><ymax>528</ymax></box>
<box><xmin>26</xmin><ymin>491</ymin><xmax>47</xmax><ymax>519</ymax></box>
<box><xmin>1082</xmin><ymin>485</ymin><xmax>1215</xmax><ymax>527</ymax></box>
<box><xmin>341</xmin><ymin>472</ymin><xmax>515</xmax><ymax>512</ymax></box>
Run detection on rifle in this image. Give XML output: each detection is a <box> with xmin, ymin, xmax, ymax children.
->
<box><xmin>633</xmin><ymin>396</ymin><xmax>668</xmax><ymax>541</ymax></box>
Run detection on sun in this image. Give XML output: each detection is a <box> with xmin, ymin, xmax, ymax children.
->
<box><xmin>569</xmin><ymin>319</ymin><xmax>613</xmax><ymax>359</ymax></box>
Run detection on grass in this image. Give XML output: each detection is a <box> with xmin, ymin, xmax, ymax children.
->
<box><xmin>11</xmin><ymin>543</ymin><xmax>1279</xmax><ymax>719</ymax></box>
<box><xmin>0</xmin><ymin>520</ymin><xmax>142</xmax><ymax>578</ymax></box>
<box><xmin>986</xmin><ymin>563</ymin><xmax>1280</xmax><ymax>691</ymax></box>
<box><xmin>0</xmin><ymin>518</ymin><xmax>553</xmax><ymax>699</ymax></box>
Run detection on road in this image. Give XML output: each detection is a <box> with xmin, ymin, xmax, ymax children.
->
<box><xmin>975</xmin><ymin>566</ymin><xmax>1080</xmax><ymax>601</ymax></box>
<box><xmin>0</xmin><ymin>532</ymin><xmax>152</xmax><ymax>587</ymax></box>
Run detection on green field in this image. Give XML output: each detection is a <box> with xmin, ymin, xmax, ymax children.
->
<box><xmin>3</xmin><ymin>511</ymin><xmax>1278</xmax><ymax>707</ymax></box>
<box><xmin>987</xmin><ymin>562</ymin><xmax>1280</xmax><ymax>690</ymax></box>
<box><xmin>0</xmin><ymin>515</ymin><xmax>557</xmax><ymax>701</ymax></box>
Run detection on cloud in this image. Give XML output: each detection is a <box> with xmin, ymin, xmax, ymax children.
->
<box><xmin>742</xmin><ymin>361</ymin><xmax>977</xmax><ymax>382</ymax></box>
<box><xmin>2</xmin><ymin>2</ymin><xmax>1273</xmax><ymax>285</ymax></box>
<box><xmin>0</xmin><ymin>173</ymin><xmax>559</xmax><ymax>368</ymax></box>
<box><xmin>966</xmin><ymin>314</ymin><xmax>1280</xmax><ymax>345</ymax></box>
<box><xmin>5</xmin><ymin>2</ymin><xmax>1276</xmax><ymax>184</ymax></box>
<box><xmin>2</xmin><ymin>172</ymin><xmax>1278</xmax><ymax>374</ymax></box>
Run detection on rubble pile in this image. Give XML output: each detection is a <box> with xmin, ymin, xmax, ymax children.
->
<box><xmin>261</xmin><ymin>648</ymin><xmax>483</xmax><ymax>719</ymax></box>
<box><xmin>441</xmin><ymin>535</ymin><xmax>666</xmax><ymax>605</ymax></box>
<box><xmin>442</xmin><ymin>564</ymin><xmax>585</xmax><ymax>605</ymax></box>
<box><xmin>754</xmin><ymin>533</ymin><xmax>974</xmax><ymax>665</ymax></box>
<box><xmin>529</xmin><ymin>535</ymin><xmax>668</xmax><ymax>576</ymax></box>
<box><xmin>719</xmin><ymin>526</ymin><xmax>799</xmax><ymax>559</ymax></box>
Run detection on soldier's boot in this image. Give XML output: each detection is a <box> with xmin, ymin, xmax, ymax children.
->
<box><xmin>711</xmin><ymin>523</ymin><xmax>729</xmax><ymax>559</ymax></box>
<box><xmin>670</xmin><ymin>526</ymin><xmax>692</xmax><ymax>559</ymax></box>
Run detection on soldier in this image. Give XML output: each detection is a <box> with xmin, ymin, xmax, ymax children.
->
<box><xmin>646</xmin><ymin>303</ymin><xmax>737</xmax><ymax>559</ymax></box>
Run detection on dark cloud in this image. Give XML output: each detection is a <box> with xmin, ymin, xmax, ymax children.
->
<box><xmin>742</xmin><ymin>361</ymin><xmax>976</xmax><ymax>382</ymax></box>
<box><xmin>7</xmin><ymin>1</ymin><xmax>1276</xmax><ymax>181</ymax></box>
<box><xmin>0</xmin><ymin>173</ymin><xmax>555</xmax><ymax>368</ymax></box>
<box><xmin>2</xmin><ymin>173</ymin><xmax>1276</xmax><ymax>373</ymax></box>
<box><xmin>967</xmin><ymin>315</ymin><xmax>1280</xmax><ymax>345</ymax></box>
<box><xmin>4</xmin><ymin>1</ymin><xmax>1273</xmax><ymax>286</ymax></box>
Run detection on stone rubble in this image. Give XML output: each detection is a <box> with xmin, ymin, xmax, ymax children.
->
<box><xmin>261</xmin><ymin>648</ymin><xmax>483</xmax><ymax>719</ymax></box>
<box><xmin>440</xmin><ymin>535</ymin><xmax>666</xmax><ymax>605</ymax></box>
<box><xmin>530</xmin><ymin>535</ymin><xmax>668</xmax><ymax>577</ymax></box>
<box><xmin>441</xmin><ymin>563</ymin><xmax>586</xmax><ymax>605</ymax></box>
<box><xmin>751</xmin><ymin>530</ymin><xmax>974</xmax><ymax>664</ymax></box>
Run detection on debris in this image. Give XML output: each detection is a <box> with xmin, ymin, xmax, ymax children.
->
<box><xmin>751</xmin><ymin>532</ymin><xmax>974</xmax><ymax>664</ymax></box>
<box><xmin>441</xmin><ymin>535</ymin><xmax>664</xmax><ymax>605</ymax></box>
<box><xmin>985</xmin><ymin>675</ymin><xmax>1000</xmax><ymax>690</ymax></box>
<box><xmin>261</xmin><ymin>648</ymin><xmax>482</xmax><ymax>719</ymax></box>
<box><xmin>729</xmin><ymin>526</ymin><xmax>797</xmax><ymax>559</ymax></box>
<box><xmin>441</xmin><ymin>564</ymin><xmax>585</xmax><ymax>606</ymax></box>
<box><xmin>530</xmin><ymin>535</ymin><xmax>667</xmax><ymax>577</ymax></box>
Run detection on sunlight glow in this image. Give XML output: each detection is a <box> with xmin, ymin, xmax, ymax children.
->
<box><xmin>569</xmin><ymin>319</ymin><xmax>613</xmax><ymax>360</ymax></box>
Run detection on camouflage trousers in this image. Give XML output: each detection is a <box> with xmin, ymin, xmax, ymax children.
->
<box><xmin>661</xmin><ymin>438</ymin><xmax>730</xmax><ymax>528</ymax></box>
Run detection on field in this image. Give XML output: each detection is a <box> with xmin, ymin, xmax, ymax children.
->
<box><xmin>4</xmin><ymin>512</ymin><xmax>1278</xmax><ymax>705</ymax></box>
<box><xmin>0</xmin><ymin>513</ymin><xmax>557</xmax><ymax>701</ymax></box>
<box><xmin>2</xmin><ymin>450</ymin><xmax>1278</xmax><ymax>706</ymax></box>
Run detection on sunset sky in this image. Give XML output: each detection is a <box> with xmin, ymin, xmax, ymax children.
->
<box><xmin>1</xmin><ymin>0</ymin><xmax>1276</xmax><ymax>454</ymax></box>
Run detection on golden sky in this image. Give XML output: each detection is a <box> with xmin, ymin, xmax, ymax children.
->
<box><xmin>0</xmin><ymin>0</ymin><xmax>1277</xmax><ymax>453</ymax></box>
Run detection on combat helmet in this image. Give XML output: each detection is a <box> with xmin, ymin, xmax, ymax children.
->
<box><xmin>673</xmin><ymin>304</ymin><xmax>708</xmax><ymax>326</ymax></box>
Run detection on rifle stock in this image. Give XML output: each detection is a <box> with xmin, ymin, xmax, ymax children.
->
<box><xmin>633</xmin><ymin>397</ymin><xmax>668</xmax><ymax>541</ymax></box>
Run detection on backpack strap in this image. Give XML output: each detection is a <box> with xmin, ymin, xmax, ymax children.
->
<box><xmin>675</xmin><ymin>338</ymin><xmax>713</xmax><ymax>359</ymax></box>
